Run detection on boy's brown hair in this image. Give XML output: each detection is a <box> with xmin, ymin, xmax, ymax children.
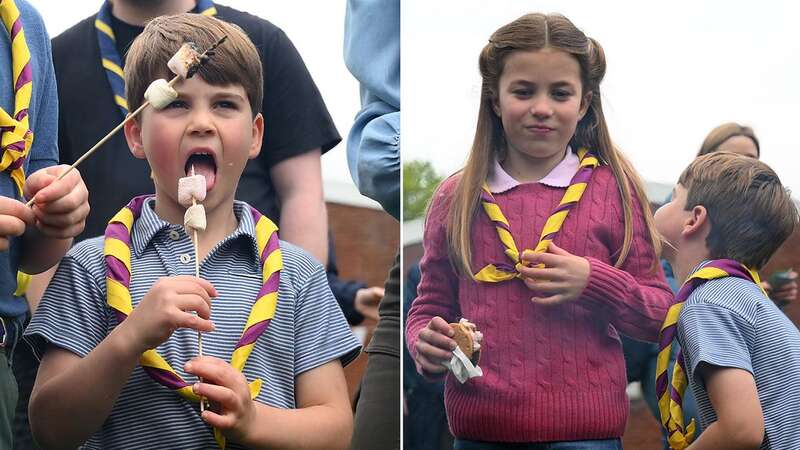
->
<box><xmin>678</xmin><ymin>152</ymin><xmax>798</xmax><ymax>269</ymax></box>
<box><xmin>124</xmin><ymin>13</ymin><xmax>263</xmax><ymax>117</ymax></box>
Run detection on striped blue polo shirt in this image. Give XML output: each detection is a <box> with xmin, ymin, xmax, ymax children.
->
<box><xmin>25</xmin><ymin>198</ymin><xmax>361</xmax><ymax>449</ymax></box>
<box><xmin>677</xmin><ymin>267</ymin><xmax>800</xmax><ymax>450</ymax></box>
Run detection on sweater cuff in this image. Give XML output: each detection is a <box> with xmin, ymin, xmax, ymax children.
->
<box><xmin>582</xmin><ymin>256</ymin><xmax>632</xmax><ymax>310</ymax></box>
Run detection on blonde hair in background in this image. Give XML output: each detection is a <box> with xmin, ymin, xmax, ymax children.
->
<box><xmin>445</xmin><ymin>13</ymin><xmax>661</xmax><ymax>277</ymax></box>
<box><xmin>125</xmin><ymin>13</ymin><xmax>263</xmax><ymax>117</ymax></box>
<box><xmin>697</xmin><ymin>122</ymin><xmax>760</xmax><ymax>157</ymax></box>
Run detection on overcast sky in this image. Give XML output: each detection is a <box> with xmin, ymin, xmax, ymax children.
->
<box><xmin>26</xmin><ymin>0</ymin><xmax>360</xmax><ymax>186</ymax></box>
<box><xmin>403</xmin><ymin>1</ymin><xmax>800</xmax><ymax>194</ymax></box>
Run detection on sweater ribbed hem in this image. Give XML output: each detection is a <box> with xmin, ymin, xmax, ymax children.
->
<box><xmin>446</xmin><ymin>386</ymin><xmax>628</xmax><ymax>442</ymax></box>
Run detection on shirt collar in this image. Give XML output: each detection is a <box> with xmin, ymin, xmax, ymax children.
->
<box><xmin>131</xmin><ymin>198</ymin><xmax>260</xmax><ymax>260</ymax></box>
<box><xmin>487</xmin><ymin>146</ymin><xmax>579</xmax><ymax>193</ymax></box>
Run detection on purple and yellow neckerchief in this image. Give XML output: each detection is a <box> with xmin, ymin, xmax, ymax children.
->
<box><xmin>94</xmin><ymin>0</ymin><xmax>217</xmax><ymax>119</ymax></box>
<box><xmin>1</xmin><ymin>0</ymin><xmax>33</xmax><ymax>296</ymax></box>
<box><xmin>0</xmin><ymin>0</ymin><xmax>32</xmax><ymax>198</ymax></box>
<box><xmin>655</xmin><ymin>259</ymin><xmax>765</xmax><ymax>450</ymax></box>
<box><xmin>473</xmin><ymin>147</ymin><xmax>600</xmax><ymax>282</ymax></box>
<box><xmin>104</xmin><ymin>195</ymin><xmax>281</xmax><ymax>449</ymax></box>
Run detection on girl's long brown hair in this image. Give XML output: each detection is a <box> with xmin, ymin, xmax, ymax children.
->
<box><xmin>446</xmin><ymin>13</ymin><xmax>661</xmax><ymax>277</ymax></box>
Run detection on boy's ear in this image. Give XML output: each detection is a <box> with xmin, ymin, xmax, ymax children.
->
<box><xmin>578</xmin><ymin>91</ymin><xmax>593</xmax><ymax>121</ymax></box>
<box><xmin>681</xmin><ymin>205</ymin><xmax>710</xmax><ymax>239</ymax></box>
<box><xmin>123</xmin><ymin>118</ymin><xmax>147</xmax><ymax>159</ymax></box>
<box><xmin>248</xmin><ymin>113</ymin><xmax>264</xmax><ymax>159</ymax></box>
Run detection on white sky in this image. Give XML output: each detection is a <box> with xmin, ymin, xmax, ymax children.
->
<box><xmin>403</xmin><ymin>0</ymin><xmax>800</xmax><ymax>194</ymax></box>
<box><xmin>26</xmin><ymin>0</ymin><xmax>360</xmax><ymax>186</ymax></box>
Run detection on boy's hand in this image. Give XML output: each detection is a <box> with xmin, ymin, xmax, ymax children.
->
<box><xmin>125</xmin><ymin>276</ymin><xmax>216</xmax><ymax>352</ymax></box>
<box><xmin>0</xmin><ymin>196</ymin><xmax>34</xmax><ymax>251</ymax></box>
<box><xmin>414</xmin><ymin>316</ymin><xmax>456</xmax><ymax>379</ymax></box>
<box><xmin>185</xmin><ymin>356</ymin><xmax>256</xmax><ymax>442</ymax></box>
<box><xmin>24</xmin><ymin>165</ymin><xmax>89</xmax><ymax>239</ymax></box>
<box><xmin>518</xmin><ymin>242</ymin><xmax>590</xmax><ymax>305</ymax></box>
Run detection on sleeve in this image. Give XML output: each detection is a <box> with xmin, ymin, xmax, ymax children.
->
<box><xmin>26</xmin><ymin>5</ymin><xmax>58</xmax><ymax>174</ymax></box>
<box><xmin>293</xmin><ymin>263</ymin><xmax>361</xmax><ymax>375</ymax></box>
<box><xmin>343</xmin><ymin>0</ymin><xmax>400</xmax><ymax>220</ymax></box>
<box><xmin>325</xmin><ymin>231</ymin><xmax>367</xmax><ymax>325</ymax></box>
<box><xmin>404</xmin><ymin>180</ymin><xmax>460</xmax><ymax>364</ymax></box>
<box><xmin>258</xmin><ymin>27</ymin><xmax>340</xmax><ymax>167</ymax></box>
<box><xmin>678</xmin><ymin>303</ymin><xmax>754</xmax><ymax>387</ymax></box>
<box><xmin>580</xmin><ymin>180</ymin><xmax>673</xmax><ymax>342</ymax></box>
<box><xmin>23</xmin><ymin>252</ymin><xmax>109</xmax><ymax>360</ymax></box>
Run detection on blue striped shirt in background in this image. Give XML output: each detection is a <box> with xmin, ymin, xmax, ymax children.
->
<box><xmin>25</xmin><ymin>199</ymin><xmax>361</xmax><ymax>449</ymax></box>
<box><xmin>678</xmin><ymin>273</ymin><xmax>800</xmax><ymax>450</ymax></box>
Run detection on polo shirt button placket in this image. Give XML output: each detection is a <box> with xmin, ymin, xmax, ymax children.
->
<box><xmin>179</xmin><ymin>254</ymin><xmax>192</xmax><ymax>264</ymax></box>
<box><xmin>169</xmin><ymin>230</ymin><xmax>181</xmax><ymax>241</ymax></box>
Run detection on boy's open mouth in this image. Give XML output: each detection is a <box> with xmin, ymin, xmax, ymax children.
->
<box><xmin>185</xmin><ymin>152</ymin><xmax>217</xmax><ymax>190</ymax></box>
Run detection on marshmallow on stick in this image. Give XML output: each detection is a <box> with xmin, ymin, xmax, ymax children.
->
<box><xmin>179</xmin><ymin>166</ymin><xmax>208</xmax><ymax>411</ymax></box>
<box><xmin>23</xmin><ymin>36</ymin><xmax>227</xmax><ymax>208</ymax></box>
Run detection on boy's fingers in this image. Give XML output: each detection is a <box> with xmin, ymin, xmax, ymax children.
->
<box><xmin>27</xmin><ymin>166</ymin><xmax>79</xmax><ymax>204</ymax></box>
<box><xmin>176</xmin><ymin>311</ymin><xmax>214</xmax><ymax>332</ymax></box>
<box><xmin>201</xmin><ymin>409</ymin><xmax>235</xmax><ymax>429</ymax></box>
<box><xmin>174</xmin><ymin>294</ymin><xmax>212</xmax><ymax>319</ymax></box>
<box><xmin>0</xmin><ymin>197</ymin><xmax>35</xmax><ymax>226</ymax></box>
<box><xmin>193</xmin><ymin>382</ymin><xmax>238</xmax><ymax>409</ymax></box>
<box><xmin>174</xmin><ymin>275</ymin><xmax>218</xmax><ymax>298</ymax></box>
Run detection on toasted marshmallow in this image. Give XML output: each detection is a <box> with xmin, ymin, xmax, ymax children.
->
<box><xmin>167</xmin><ymin>43</ymin><xmax>203</xmax><ymax>79</ymax></box>
<box><xmin>178</xmin><ymin>175</ymin><xmax>206</xmax><ymax>207</ymax></box>
<box><xmin>184</xmin><ymin>204</ymin><xmax>206</xmax><ymax>232</ymax></box>
<box><xmin>144</xmin><ymin>79</ymin><xmax>178</xmax><ymax>109</ymax></box>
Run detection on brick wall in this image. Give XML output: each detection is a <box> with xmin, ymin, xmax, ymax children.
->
<box><xmin>327</xmin><ymin>202</ymin><xmax>399</xmax><ymax>286</ymax></box>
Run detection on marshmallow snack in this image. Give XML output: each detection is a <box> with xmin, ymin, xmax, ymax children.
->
<box><xmin>144</xmin><ymin>79</ymin><xmax>178</xmax><ymax>109</ymax></box>
<box><xmin>178</xmin><ymin>174</ymin><xmax>207</xmax><ymax>207</ymax></box>
<box><xmin>184</xmin><ymin>204</ymin><xmax>207</xmax><ymax>232</ymax></box>
<box><xmin>167</xmin><ymin>43</ymin><xmax>204</xmax><ymax>79</ymax></box>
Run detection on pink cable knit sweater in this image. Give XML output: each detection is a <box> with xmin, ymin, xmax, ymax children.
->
<box><xmin>405</xmin><ymin>167</ymin><xmax>672</xmax><ymax>443</ymax></box>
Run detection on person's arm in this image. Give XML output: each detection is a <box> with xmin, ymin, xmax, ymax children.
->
<box><xmin>405</xmin><ymin>179</ymin><xmax>461</xmax><ymax>377</ymax></box>
<box><xmin>29</xmin><ymin>275</ymin><xmax>216</xmax><ymax>449</ymax></box>
<box><xmin>578</xmin><ymin>183</ymin><xmax>673</xmax><ymax>342</ymax></box>
<box><xmin>686</xmin><ymin>364</ymin><xmax>764</xmax><ymax>450</ymax></box>
<box><xmin>189</xmin><ymin>358</ymin><xmax>353</xmax><ymax>450</ymax></box>
<box><xmin>270</xmin><ymin>150</ymin><xmax>328</xmax><ymax>266</ymax></box>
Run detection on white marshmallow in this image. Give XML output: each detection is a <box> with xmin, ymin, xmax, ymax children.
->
<box><xmin>144</xmin><ymin>79</ymin><xmax>178</xmax><ymax>109</ymax></box>
<box><xmin>184</xmin><ymin>204</ymin><xmax>206</xmax><ymax>232</ymax></box>
<box><xmin>167</xmin><ymin>43</ymin><xmax>202</xmax><ymax>79</ymax></box>
<box><xmin>178</xmin><ymin>175</ymin><xmax>206</xmax><ymax>207</ymax></box>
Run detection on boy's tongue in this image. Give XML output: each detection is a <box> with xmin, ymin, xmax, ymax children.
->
<box><xmin>188</xmin><ymin>159</ymin><xmax>216</xmax><ymax>190</ymax></box>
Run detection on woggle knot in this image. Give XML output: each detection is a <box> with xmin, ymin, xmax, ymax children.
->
<box><xmin>473</xmin><ymin>148</ymin><xmax>599</xmax><ymax>284</ymax></box>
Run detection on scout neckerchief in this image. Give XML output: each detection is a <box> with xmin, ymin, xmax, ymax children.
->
<box><xmin>473</xmin><ymin>147</ymin><xmax>600</xmax><ymax>282</ymax></box>
<box><xmin>0</xmin><ymin>0</ymin><xmax>32</xmax><ymax>197</ymax></box>
<box><xmin>95</xmin><ymin>0</ymin><xmax>217</xmax><ymax>119</ymax></box>
<box><xmin>655</xmin><ymin>259</ymin><xmax>766</xmax><ymax>450</ymax></box>
<box><xmin>104</xmin><ymin>195</ymin><xmax>281</xmax><ymax>449</ymax></box>
<box><xmin>1</xmin><ymin>0</ymin><xmax>33</xmax><ymax>296</ymax></box>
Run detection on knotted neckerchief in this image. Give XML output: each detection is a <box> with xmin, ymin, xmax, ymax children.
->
<box><xmin>473</xmin><ymin>147</ymin><xmax>600</xmax><ymax>282</ymax></box>
<box><xmin>0</xmin><ymin>0</ymin><xmax>32</xmax><ymax>197</ymax></box>
<box><xmin>655</xmin><ymin>259</ymin><xmax>765</xmax><ymax>450</ymax></box>
<box><xmin>104</xmin><ymin>196</ymin><xmax>282</xmax><ymax>449</ymax></box>
<box><xmin>95</xmin><ymin>0</ymin><xmax>217</xmax><ymax>119</ymax></box>
<box><xmin>2</xmin><ymin>0</ymin><xmax>33</xmax><ymax>296</ymax></box>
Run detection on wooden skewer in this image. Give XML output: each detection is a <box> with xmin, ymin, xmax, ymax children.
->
<box><xmin>189</xmin><ymin>165</ymin><xmax>206</xmax><ymax>414</ymax></box>
<box><xmin>24</xmin><ymin>75</ymin><xmax>182</xmax><ymax>208</ymax></box>
<box><xmin>25</xmin><ymin>35</ymin><xmax>228</xmax><ymax>208</ymax></box>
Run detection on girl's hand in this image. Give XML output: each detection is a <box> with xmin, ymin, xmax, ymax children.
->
<box><xmin>518</xmin><ymin>242</ymin><xmax>590</xmax><ymax>305</ymax></box>
<box><xmin>125</xmin><ymin>276</ymin><xmax>216</xmax><ymax>353</ymax></box>
<box><xmin>186</xmin><ymin>356</ymin><xmax>257</xmax><ymax>443</ymax></box>
<box><xmin>414</xmin><ymin>316</ymin><xmax>456</xmax><ymax>379</ymax></box>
